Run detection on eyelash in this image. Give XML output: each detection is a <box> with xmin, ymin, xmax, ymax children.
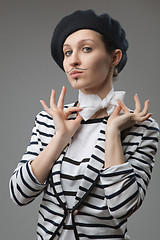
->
<box><xmin>83</xmin><ymin>47</ymin><xmax>92</xmax><ymax>53</ymax></box>
<box><xmin>64</xmin><ymin>47</ymin><xmax>92</xmax><ymax>57</ymax></box>
<box><xmin>64</xmin><ymin>50</ymin><xmax>72</xmax><ymax>57</ymax></box>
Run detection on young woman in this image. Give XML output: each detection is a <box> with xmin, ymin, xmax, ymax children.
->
<box><xmin>9</xmin><ymin>10</ymin><xmax>159</xmax><ymax>240</ymax></box>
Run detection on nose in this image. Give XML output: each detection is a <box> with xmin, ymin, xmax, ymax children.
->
<box><xmin>69</xmin><ymin>52</ymin><xmax>81</xmax><ymax>67</ymax></box>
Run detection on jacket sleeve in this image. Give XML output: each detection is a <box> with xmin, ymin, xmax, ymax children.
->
<box><xmin>99</xmin><ymin>118</ymin><xmax>159</xmax><ymax>219</ymax></box>
<box><xmin>9</xmin><ymin>111</ymin><xmax>55</xmax><ymax>206</ymax></box>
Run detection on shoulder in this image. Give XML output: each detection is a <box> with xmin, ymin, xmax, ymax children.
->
<box><xmin>123</xmin><ymin>117</ymin><xmax>159</xmax><ymax>146</ymax></box>
<box><xmin>122</xmin><ymin>117</ymin><xmax>159</xmax><ymax>160</ymax></box>
<box><xmin>35</xmin><ymin>110</ymin><xmax>53</xmax><ymax>125</ymax></box>
<box><xmin>35</xmin><ymin>102</ymin><xmax>77</xmax><ymax>124</ymax></box>
<box><xmin>148</xmin><ymin>117</ymin><xmax>159</xmax><ymax>130</ymax></box>
<box><xmin>134</xmin><ymin>117</ymin><xmax>159</xmax><ymax>135</ymax></box>
<box><xmin>128</xmin><ymin>117</ymin><xmax>159</xmax><ymax>149</ymax></box>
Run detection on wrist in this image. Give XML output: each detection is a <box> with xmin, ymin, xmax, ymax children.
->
<box><xmin>106</xmin><ymin>126</ymin><xmax>121</xmax><ymax>138</ymax></box>
<box><xmin>105</xmin><ymin>126</ymin><xmax>125</xmax><ymax>168</ymax></box>
<box><xmin>54</xmin><ymin>132</ymin><xmax>70</xmax><ymax>146</ymax></box>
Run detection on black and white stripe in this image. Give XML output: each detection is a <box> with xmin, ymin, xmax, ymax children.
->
<box><xmin>9</xmin><ymin>103</ymin><xmax>159</xmax><ymax>240</ymax></box>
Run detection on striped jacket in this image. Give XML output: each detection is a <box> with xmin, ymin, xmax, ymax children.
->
<box><xmin>9</xmin><ymin>104</ymin><xmax>159</xmax><ymax>240</ymax></box>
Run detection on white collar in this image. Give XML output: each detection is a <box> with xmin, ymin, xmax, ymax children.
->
<box><xmin>78</xmin><ymin>88</ymin><xmax>125</xmax><ymax>121</ymax></box>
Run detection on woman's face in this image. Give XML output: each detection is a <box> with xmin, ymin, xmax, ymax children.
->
<box><xmin>63</xmin><ymin>29</ymin><xmax>114</xmax><ymax>97</ymax></box>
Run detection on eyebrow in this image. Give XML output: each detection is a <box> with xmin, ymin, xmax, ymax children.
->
<box><xmin>63</xmin><ymin>39</ymin><xmax>96</xmax><ymax>48</ymax></box>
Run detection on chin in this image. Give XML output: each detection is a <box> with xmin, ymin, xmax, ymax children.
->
<box><xmin>69</xmin><ymin>78</ymin><xmax>84</xmax><ymax>90</ymax></box>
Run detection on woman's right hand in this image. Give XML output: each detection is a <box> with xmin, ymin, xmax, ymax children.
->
<box><xmin>40</xmin><ymin>86</ymin><xmax>82</xmax><ymax>143</ymax></box>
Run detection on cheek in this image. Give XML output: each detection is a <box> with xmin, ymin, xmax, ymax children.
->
<box><xmin>63</xmin><ymin>59</ymin><xmax>67</xmax><ymax>71</ymax></box>
<box><xmin>90</xmin><ymin>56</ymin><xmax>111</xmax><ymax>77</ymax></box>
<box><xmin>63</xmin><ymin>58</ymin><xmax>71</xmax><ymax>73</ymax></box>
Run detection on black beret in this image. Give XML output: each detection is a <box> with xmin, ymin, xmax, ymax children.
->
<box><xmin>51</xmin><ymin>9</ymin><xmax>129</xmax><ymax>73</ymax></box>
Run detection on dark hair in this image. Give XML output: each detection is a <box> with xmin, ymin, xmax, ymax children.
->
<box><xmin>100</xmin><ymin>35</ymin><xmax>119</xmax><ymax>79</ymax></box>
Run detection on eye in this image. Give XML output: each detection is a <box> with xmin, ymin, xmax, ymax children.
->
<box><xmin>83</xmin><ymin>47</ymin><xmax>92</xmax><ymax>53</ymax></box>
<box><xmin>64</xmin><ymin>50</ymin><xmax>72</xmax><ymax>57</ymax></box>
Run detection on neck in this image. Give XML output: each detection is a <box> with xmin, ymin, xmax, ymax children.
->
<box><xmin>90</xmin><ymin>108</ymin><xmax>108</xmax><ymax>119</ymax></box>
<box><xmin>79</xmin><ymin>84</ymin><xmax>114</xmax><ymax>120</ymax></box>
<box><xmin>80</xmin><ymin>82</ymin><xmax>113</xmax><ymax>100</ymax></box>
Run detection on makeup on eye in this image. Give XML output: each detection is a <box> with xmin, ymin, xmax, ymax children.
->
<box><xmin>64</xmin><ymin>50</ymin><xmax>72</xmax><ymax>57</ymax></box>
<box><xmin>64</xmin><ymin>46</ymin><xmax>92</xmax><ymax>57</ymax></box>
<box><xmin>63</xmin><ymin>39</ymin><xmax>95</xmax><ymax>57</ymax></box>
<box><xmin>82</xmin><ymin>47</ymin><xmax>92</xmax><ymax>53</ymax></box>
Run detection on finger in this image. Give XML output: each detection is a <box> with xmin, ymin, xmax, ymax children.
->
<box><xmin>75</xmin><ymin>113</ymin><xmax>83</xmax><ymax>123</ymax></box>
<box><xmin>65</xmin><ymin>107</ymin><xmax>82</xmax><ymax>116</ymax></box>
<box><xmin>138</xmin><ymin>113</ymin><xmax>152</xmax><ymax>122</ymax></box>
<box><xmin>57</xmin><ymin>86</ymin><xmax>66</xmax><ymax>109</ymax></box>
<box><xmin>117</xmin><ymin>100</ymin><xmax>130</xmax><ymax>114</ymax></box>
<box><xmin>69</xmin><ymin>114</ymin><xmax>82</xmax><ymax>134</ymax></box>
<box><xmin>134</xmin><ymin>94</ymin><xmax>141</xmax><ymax>113</ymax></box>
<box><xmin>140</xmin><ymin>100</ymin><xmax>149</xmax><ymax>116</ymax></box>
<box><xmin>112</xmin><ymin>105</ymin><xmax>122</xmax><ymax>116</ymax></box>
<box><xmin>50</xmin><ymin>89</ymin><xmax>56</xmax><ymax>109</ymax></box>
<box><xmin>40</xmin><ymin>100</ymin><xmax>53</xmax><ymax>116</ymax></box>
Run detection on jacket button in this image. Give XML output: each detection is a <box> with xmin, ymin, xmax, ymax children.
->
<box><xmin>73</xmin><ymin>209</ymin><xmax>78</xmax><ymax>216</ymax></box>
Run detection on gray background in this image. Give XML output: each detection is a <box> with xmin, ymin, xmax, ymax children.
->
<box><xmin>1</xmin><ymin>0</ymin><xmax>160</xmax><ymax>239</ymax></box>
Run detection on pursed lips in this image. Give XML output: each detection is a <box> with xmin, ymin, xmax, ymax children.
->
<box><xmin>70</xmin><ymin>70</ymin><xmax>83</xmax><ymax>78</ymax></box>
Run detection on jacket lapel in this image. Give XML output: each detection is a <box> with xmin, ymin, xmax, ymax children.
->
<box><xmin>50</xmin><ymin>144</ymin><xmax>69</xmax><ymax>209</ymax></box>
<box><xmin>50</xmin><ymin>111</ymin><xmax>142</xmax><ymax>212</ymax></box>
<box><xmin>50</xmin><ymin>103</ymin><xmax>78</xmax><ymax>209</ymax></box>
<box><xmin>73</xmin><ymin>118</ymin><xmax>107</xmax><ymax>208</ymax></box>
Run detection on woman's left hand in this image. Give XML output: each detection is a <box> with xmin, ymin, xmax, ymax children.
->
<box><xmin>107</xmin><ymin>94</ymin><xmax>152</xmax><ymax>133</ymax></box>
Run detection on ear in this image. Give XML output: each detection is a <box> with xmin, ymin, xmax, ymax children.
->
<box><xmin>112</xmin><ymin>49</ymin><xmax>122</xmax><ymax>66</ymax></box>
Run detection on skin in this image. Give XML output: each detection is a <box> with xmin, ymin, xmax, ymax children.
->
<box><xmin>31</xmin><ymin>29</ymin><xmax>151</xmax><ymax>183</ymax></box>
<box><xmin>63</xmin><ymin>29</ymin><xmax>122</xmax><ymax>99</ymax></box>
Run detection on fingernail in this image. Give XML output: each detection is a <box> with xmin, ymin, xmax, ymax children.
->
<box><xmin>52</xmin><ymin>89</ymin><xmax>56</xmax><ymax>94</ymax></box>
